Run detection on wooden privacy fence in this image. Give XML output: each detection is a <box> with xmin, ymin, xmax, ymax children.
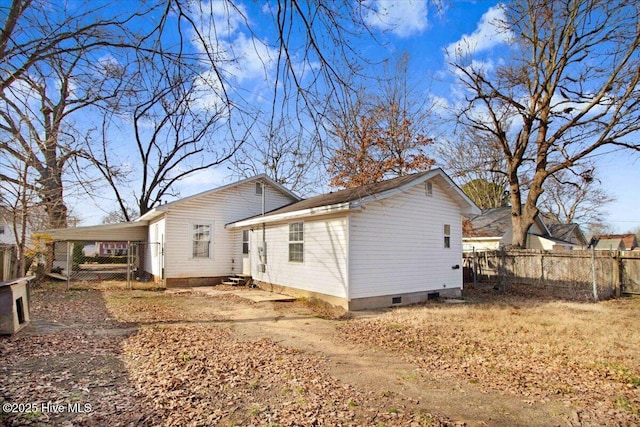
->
<box><xmin>463</xmin><ymin>249</ymin><xmax>640</xmax><ymax>300</ymax></box>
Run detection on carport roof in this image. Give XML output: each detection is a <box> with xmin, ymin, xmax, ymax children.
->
<box><xmin>44</xmin><ymin>221</ymin><xmax>148</xmax><ymax>242</ymax></box>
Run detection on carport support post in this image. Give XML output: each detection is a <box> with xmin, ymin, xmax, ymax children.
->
<box><xmin>591</xmin><ymin>246</ymin><xmax>598</xmax><ymax>301</ymax></box>
<box><xmin>66</xmin><ymin>241</ymin><xmax>72</xmax><ymax>291</ymax></box>
<box><xmin>472</xmin><ymin>247</ymin><xmax>477</xmax><ymax>287</ymax></box>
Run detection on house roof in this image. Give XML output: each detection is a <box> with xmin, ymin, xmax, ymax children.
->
<box><xmin>45</xmin><ymin>221</ymin><xmax>149</xmax><ymax>242</ymax></box>
<box><xmin>463</xmin><ymin>207</ymin><xmax>513</xmax><ymax>237</ymax></box>
<box><xmin>464</xmin><ymin>206</ymin><xmax>557</xmax><ymax>241</ymax></box>
<box><xmin>592</xmin><ymin>233</ymin><xmax>638</xmax><ymax>250</ymax></box>
<box><xmin>544</xmin><ymin>222</ymin><xmax>588</xmax><ymax>246</ymax></box>
<box><xmin>227</xmin><ymin>168</ymin><xmax>480</xmax><ymax>228</ymax></box>
<box><xmin>137</xmin><ymin>174</ymin><xmax>301</xmax><ymax>222</ymax></box>
<box><xmin>593</xmin><ymin>238</ymin><xmax>625</xmax><ymax>251</ymax></box>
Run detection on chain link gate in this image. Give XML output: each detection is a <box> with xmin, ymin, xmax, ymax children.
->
<box><xmin>52</xmin><ymin>240</ymin><xmax>164</xmax><ymax>290</ymax></box>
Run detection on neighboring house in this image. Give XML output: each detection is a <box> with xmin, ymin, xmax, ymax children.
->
<box><xmin>463</xmin><ymin>207</ymin><xmax>575</xmax><ymax>251</ymax></box>
<box><xmin>0</xmin><ymin>213</ymin><xmax>18</xmax><ymax>281</ymax></box>
<box><xmin>227</xmin><ymin>169</ymin><xmax>479</xmax><ymax>310</ymax></box>
<box><xmin>0</xmin><ymin>217</ymin><xmax>17</xmax><ymax>246</ymax></box>
<box><xmin>590</xmin><ymin>234</ymin><xmax>638</xmax><ymax>251</ymax></box>
<box><xmin>47</xmin><ymin>170</ymin><xmax>479</xmax><ymax>310</ymax></box>
<box><xmin>96</xmin><ymin>241</ymin><xmax>128</xmax><ymax>256</ymax></box>
<box><xmin>542</xmin><ymin>216</ymin><xmax>589</xmax><ymax>249</ymax></box>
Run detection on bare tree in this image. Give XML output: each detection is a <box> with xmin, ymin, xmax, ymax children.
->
<box><xmin>231</xmin><ymin>118</ymin><xmax>323</xmax><ymax>196</ymax></box>
<box><xmin>0</xmin><ymin>48</ymin><xmax>128</xmax><ymax>228</ymax></box>
<box><xmin>0</xmin><ymin>0</ymin><xmax>161</xmax><ymax>229</ymax></box>
<box><xmin>89</xmin><ymin>46</ymin><xmax>238</xmax><ymax>218</ymax></box>
<box><xmin>450</xmin><ymin>0</ymin><xmax>640</xmax><ymax>247</ymax></box>
<box><xmin>539</xmin><ymin>167</ymin><xmax>615</xmax><ymax>226</ymax></box>
<box><xmin>102</xmin><ymin>208</ymin><xmax>139</xmax><ymax>225</ymax></box>
<box><xmin>438</xmin><ymin>126</ymin><xmax>511</xmax><ymax>209</ymax></box>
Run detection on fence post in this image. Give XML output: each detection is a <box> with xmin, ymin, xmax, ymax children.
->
<box><xmin>591</xmin><ymin>246</ymin><xmax>598</xmax><ymax>301</ymax></box>
<box><xmin>66</xmin><ymin>241</ymin><xmax>71</xmax><ymax>291</ymax></box>
<box><xmin>499</xmin><ymin>248</ymin><xmax>506</xmax><ymax>291</ymax></box>
<box><xmin>470</xmin><ymin>247</ymin><xmax>476</xmax><ymax>287</ymax></box>
<box><xmin>126</xmin><ymin>241</ymin><xmax>131</xmax><ymax>290</ymax></box>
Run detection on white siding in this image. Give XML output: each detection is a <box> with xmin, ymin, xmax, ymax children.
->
<box><xmin>251</xmin><ymin>216</ymin><xmax>349</xmax><ymax>298</ymax></box>
<box><xmin>463</xmin><ymin>238</ymin><xmax>501</xmax><ymax>252</ymax></box>
<box><xmin>164</xmin><ymin>181</ymin><xmax>295</xmax><ymax>279</ymax></box>
<box><xmin>349</xmin><ymin>180</ymin><xmax>463</xmax><ymax>299</ymax></box>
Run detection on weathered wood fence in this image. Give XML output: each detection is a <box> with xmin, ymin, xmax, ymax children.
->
<box><xmin>463</xmin><ymin>249</ymin><xmax>640</xmax><ymax>300</ymax></box>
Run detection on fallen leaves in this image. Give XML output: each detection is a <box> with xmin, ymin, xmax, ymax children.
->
<box><xmin>121</xmin><ymin>324</ymin><xmax>448</xmax><ymax>426</ymax></box>
<box><xmin>339</xmin><ymin>289</ymin><xmax>640</xmax><ymax>426</ymax></box>
<box><xmin>1</xmin><ymin>284</ymin><xmax>451</xmax><ymax>426</ymax></box>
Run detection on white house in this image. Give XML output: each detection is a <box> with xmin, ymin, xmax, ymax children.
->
<box><xmin>47</xmin><ymin>170</ymin><xmax>479</xmax><ymax>310</ymax></box>
<box><xmin>227</xmin><ymin>169</ymin><xmax>479</xmax><ymax>310</ymax></box>
<box><xmin>136</xmin><ymin>175</ymin><xmax>300</xmax><ymax>286</ymax></box>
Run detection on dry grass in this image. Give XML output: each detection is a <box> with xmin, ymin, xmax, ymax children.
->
<box><xmin>340</xmin><ymin>287</ymin><xmax>640</xmax><ymax>425</ymax></box>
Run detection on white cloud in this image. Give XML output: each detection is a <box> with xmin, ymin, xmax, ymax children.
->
<box><xmin>174</xmin><ymin>167</ymin><xmax>232</xmax><ymax>196</ymax></box>
<box><xmin>363</xmin><ymin>0</ymin><xmax>429</xmax><ymax>38</ymax></box>
<box><xmin>446</xmin><ymin>4</ymin><xmax>512</xmax><ymax>58</ymax></box>
<box><xmin>227</xmin><ymin>33</ymin><xmax>276</xmax><ymax>83</ymax></box>
<box><xmin>187</xmin><ymin>1</ymin><xmax>278</xmax><ymax>88</ymax></box>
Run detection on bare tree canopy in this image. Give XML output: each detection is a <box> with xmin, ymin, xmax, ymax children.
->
<box><xmin>438</xmin><ymin>125</ymin><xmax>510</xmax><ymax>210</ymax></box>
<box><xmin>539</xmin><ymin>167</ymin><xmax>615</xmax><ymax>226</ymax></box>
<box><xmin>0</xmin><ymin>0</ymin><xmax>151</xmax><ymax>92</ymax></box>
<box><xmin>450</xmin><ymin>0</ymin><xmax>640</xmax><ymax>247</ymax></box>
<box><xmin>1</xmin><ymin>0</ymin><xmax>384</xmax><ymax>226</ymax></box>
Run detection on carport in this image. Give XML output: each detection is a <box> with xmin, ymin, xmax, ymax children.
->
<box><xmin>45</xmin><ymin>221</ymin><xmax>154</xmax><ymax>289</ymax></box>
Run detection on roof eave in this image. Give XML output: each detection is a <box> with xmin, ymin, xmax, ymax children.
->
<box><xmin>227</xmin><ymin>202</ymin><xmax>354</xmax><ymax>229</ymax></box>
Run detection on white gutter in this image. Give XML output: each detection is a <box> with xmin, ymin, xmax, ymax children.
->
<box><xmin>226</xmin><ymin>202</ymin><xmax>355</xmax><ymax>229</ymax></box>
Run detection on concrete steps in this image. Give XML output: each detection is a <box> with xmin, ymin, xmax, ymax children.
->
<box><xmin>221</xmin><ymin>273</ymin><xmax>252</xmax><ymax>287</ymax></box>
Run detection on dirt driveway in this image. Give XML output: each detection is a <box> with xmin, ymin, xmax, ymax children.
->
<box><xmin>198</xmin><ymin>289</ymin><xmax>570</xmax><ymax>426</ymax></box>
<box><xmin>2</xmin><ymin>282</ymin><xmax>637</xmax><ymax>426</ymax></box>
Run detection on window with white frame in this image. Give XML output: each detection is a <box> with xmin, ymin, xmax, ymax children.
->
<box><xmin>443</xmin><ymin>224</ymin><xmax>451</xmax><ymax>249</ymax></box>
<box><xmin>192</xmin><ymin>223</ymin><xmax>212</xmax><ymax>258</ymax></box>
<box><xmin>288</xmin><ymin>222</ymin><xmax>304</xmax><ymax>262</ymax></box>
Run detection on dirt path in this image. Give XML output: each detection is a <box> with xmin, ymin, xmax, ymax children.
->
<box><xmin>2</xmin><ymin>286</ymin><xmax>577</xmax><ymax>426</ymax></box>
<box><xmin>215</xmin><ymin>299</ymin><xmax>572</xmax><ymax>426</ymax></box>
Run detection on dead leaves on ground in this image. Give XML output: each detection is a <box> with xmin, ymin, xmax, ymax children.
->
<box><xmin>122</xmin><ymin>325</ymin><xmax>446</xmax><ymax>426</ymax></box>
<box><xmin>339</xmin><ymin>295</ymin><xmax>640</xmax><ymax>426</ymax></box>
<box><xmin>1</xmin><ymin>285</ymin><xmax>449</xmax><ymax>426</ymax></box>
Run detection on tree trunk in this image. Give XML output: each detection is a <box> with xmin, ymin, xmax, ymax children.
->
<box><xmin>511</xmin><ymin>169</ymin><xmax>546</xmax><ymax>248</ymax></box>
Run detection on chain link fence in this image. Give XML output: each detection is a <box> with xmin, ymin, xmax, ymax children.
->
<box><xmin>51</xmin><ymin>241</ymin><xmax>164</xmax><ymax>289</ymax></box>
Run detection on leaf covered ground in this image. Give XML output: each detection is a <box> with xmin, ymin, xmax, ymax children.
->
<box><xmin>1</xmin><ymin>281</ymin><xmax>638</xmax><ymax>426</ymax></box>
<box><xmin>339</xmin><ymin>285</ymin><xmax>640</xmax><ymax>426</ymax></box>
<box><xmin>1</xmin><ymin>284</ymin><xmax>448</xmax><ymax>426</ymax></box>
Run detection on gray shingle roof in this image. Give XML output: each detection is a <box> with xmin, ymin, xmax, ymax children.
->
<box><xmin>260</xmin><ymin>170</ymin><xmax>434</xmax><ymax>217</ymax></box>
<box><xmin>464</xmin><ymin>207</ymin><xmax>513</xmax><ymax>237</ymax></box>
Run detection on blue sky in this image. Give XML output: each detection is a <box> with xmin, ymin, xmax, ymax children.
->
<box><xmin>69</xmin><ymin>0</ymin><xmax>639</xmax><ymax>233</ymax></box>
